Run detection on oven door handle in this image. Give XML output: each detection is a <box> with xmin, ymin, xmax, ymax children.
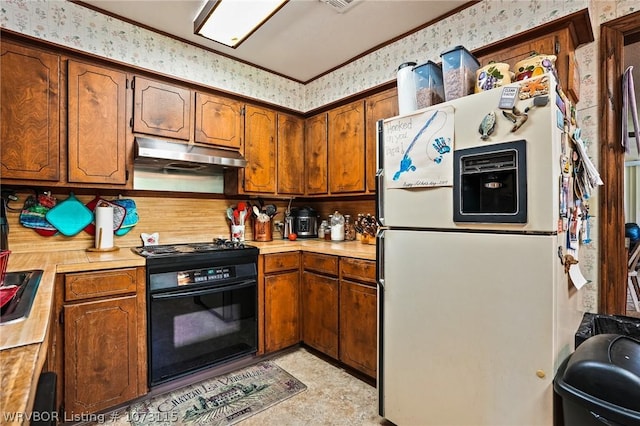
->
<box><xmin>150</xmin><ymin>279</ymin><xmax>256</xmax><ymax>299</ymax></box>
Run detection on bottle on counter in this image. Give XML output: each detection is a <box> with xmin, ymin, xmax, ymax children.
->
<box><xmin>344</xmin><ymin>215</ymin><xmax>356</xmax><ymax>241</ymax></box>
<box><xmin>325</xmin><ymin>215</ymin><xmax>333</xmax><ymax>240</ymax></box>
<box><xmin>330</xmin><ymin>211</ymin><xmax>345</xmax><ymax>241</ymax></box>
<box><xmin>318</xmin><ymin>220</ymin><xmax>328</xmax><ymax>239</ymax></box>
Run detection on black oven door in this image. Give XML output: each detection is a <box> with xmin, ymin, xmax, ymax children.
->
<box><xmin>148</xmin><ymin>279</ymin><xmax>257</xmax><ymax>386</ymax></box>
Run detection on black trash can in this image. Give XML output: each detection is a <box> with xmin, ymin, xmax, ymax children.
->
<box><xmin>554</xmin><ymin>334</ymin><xmax>640</xmax><ymax>426</ymax></box>
<box><xmin>575</xmin><ymin>312</ymin><xmax>640</xmax><ymax>348</ymax></box>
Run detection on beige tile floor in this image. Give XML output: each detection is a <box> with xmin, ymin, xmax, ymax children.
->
<box><xmin>238</xmin><ymin>347</ymin><xmax>389</xmax><ymax>426</ymax></box>
<box><xmin>99</xmin><ymin>347</ymin><xmax>390</xmax><ymax>426</ymax></box>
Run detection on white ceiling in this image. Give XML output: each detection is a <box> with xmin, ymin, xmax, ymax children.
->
<box><xmin>77</xmin><ymin>0</ymin><xmax>469</xmax><ymax>82</ymax></box>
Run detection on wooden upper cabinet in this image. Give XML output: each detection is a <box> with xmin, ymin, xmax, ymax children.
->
<box><xmin>477</xmin><ymin>32</ymin><xmax>558</xmax><ymax>69</ymax></box>
<box><xmin>67</xmin><ymin>60</ymin><xmax>128</xmax><ymax>185</ymax></box>
<box><xmin>305</xmin><ymin>113</ymin><xmax>329</xmax><ymax>195</ymax></box>
<box><xmin>473</xmin><ymin>10</ymin><xmax>594</xmax><ymax>105</ymax></box>
<box><xmin>132</xmin><ymin>76</ymin><xmax>191</xmax><ymax>140</ymax></box>
<box><xmin>244</xmin><ymin>104</ymin><xmax>276</xmax><ymax>193</ymax></box>
<box><xmin>277</xmin><ymin>113</ymin><xmax>305</xmax><ymax>195</ymax></box>
<box><xmin>328</xmin><ymin>100</ymin><xmax>366</xmax><ymax>194</ymax></box>
<box><xmin>1</xmin><ymin>41</ymin><xmax>60</xmax><ymax>181</ymax></box>
<box><xmin>365</xmin><ymin>88</ymin><xmax>398</xmax><ymax>193</ymax></box>
<box><xmin>194</xmin><ymin>92</ymin><xmax>243</xmax><ymax>150</ymax></box>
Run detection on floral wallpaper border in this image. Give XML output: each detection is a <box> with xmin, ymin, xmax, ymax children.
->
<box><xmin>1</xmin><ymin>0</ymin><xmax>592</xmax><ymax>112</ymax></box>
<box><xmin>0</xmin><ymin>0</ymin><xmax>307</xmax><ymax>110</ymax></box>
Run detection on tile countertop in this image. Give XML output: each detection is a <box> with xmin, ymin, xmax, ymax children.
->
<box><xmin>250</xmin><ymin>238</ymin><xmax>376</xmax><ymax>260</ymax></box>
<box><xmin>0</xmin><ymin>239</ymin><xmax>375</xmax><ymax>420</ymax></box>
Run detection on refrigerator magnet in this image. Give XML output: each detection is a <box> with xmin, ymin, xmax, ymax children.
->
<box><xmin>498</xmin><ymin>86</ymin><xmax>519</xmax><ymax>109</ymax></box>
<box><xmin>556</xmin><ymin>110</ymin><xmax>565</xmax><ymax>130</ymax></box>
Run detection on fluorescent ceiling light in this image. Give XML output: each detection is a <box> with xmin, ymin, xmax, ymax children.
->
<box><xmin>194</xmin><ymin>0</ymin><xmax>288</xmax><ymax>48</ymax></box>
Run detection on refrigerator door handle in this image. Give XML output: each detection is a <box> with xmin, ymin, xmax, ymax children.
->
<box><xmin>376</xmin><ymin>229</ymin><xmax>385</xmax><ymax>290</ymax></box>
<box><xmin>376</xmin><ymin>169</ymin><xmax>385</xmax><ymax>227</ymax></box>
<box><xmin>376</xmin><ymin>119</ymin><xmax>385</xmax><ymax>227</ymax></box>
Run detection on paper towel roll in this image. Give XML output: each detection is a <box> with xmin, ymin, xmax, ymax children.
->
<box><xmin>95</xmin><ymin>206</ymin><xmax>114</xmax><ymax>249</ymax></box>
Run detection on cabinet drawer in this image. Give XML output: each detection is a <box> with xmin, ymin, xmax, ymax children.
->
<box><xmin>264</xmin><ymin>252</ymin><xmax>300</xmax><ymax>273</ymax></box>
<box><xmin>340</xmin><ymin>257</ymin><xmax>376</xmax><ymax>284</ymax></box>
<box><xmin>303</xmin><ymin>253</ymin><xmax>338</xmax><ymax>276</ymax></box>
<box><xmin>65</xmin><ymin>268</ymin><xmax>137</xmax><ymax>302</ymax></box>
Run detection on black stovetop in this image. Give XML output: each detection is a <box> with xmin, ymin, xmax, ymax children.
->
<box><xmin>132</xmin><ymin>239</ymin><xmax>255</xmax><ymax>258</ymax></box>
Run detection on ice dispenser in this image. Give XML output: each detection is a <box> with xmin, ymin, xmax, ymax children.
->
<box><xmin>453</xmin><ymin>140</ymin><xmax>527</xmax><ymax>223</ymax></box>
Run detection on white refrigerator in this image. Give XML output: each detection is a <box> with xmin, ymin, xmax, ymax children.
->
<box><xmin>376</xmin><ymin>75</ymin><xmax>584</xmax><ymax>425</ymax></box>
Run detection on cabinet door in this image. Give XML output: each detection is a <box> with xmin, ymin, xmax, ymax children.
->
<box><xmin>64</xmin><ymin>295</ymin><xmax>139</xmax><ymax>415</ymax></box>
<box><xmin>244</xmin><ymin>105</ymin><xmax>276</xmax><ymax>193</ymax></box>
<box><xmin>305</xmin><ymin>113</ymin><xmax>328</xmax><ymax>195</ymax></box>
<box><xmin>302</xmin><ymin>270</ymin><xmax>339</xmax><ymax>358</ymax></box>
<box><xmin>277</xmin><ymin>113</ymin><xmax>305</xmax><ymax>195</ymax></box>
<box><xmin>265</xmin><ymin>270</ymin><xmax>300</xmax><ymax>352</ymax></box>
<box><xmin>339</xmin><ymin>279</ymin><xmax>377</xmax><ymax>378</ymax></box>
<box><xmin>67</xmin><ymin>61</ymin><xmax>128</xmax><ymax>184</ymax></box>
<box><xmin>475</xmin><ymin>30</ymin><xmax>574</xmax><ymax>100</ymax></box>
<box><xmin>132</xmin><ymin>76</ymin><xmax>191</xmax><ymax>140</ymax></box>
<box><xmin>365</xmin><ymin>88</ymin><xmax>398</xmax><ymax>193</ymax></box>
<box><xmin>328</xmin><ymin>100</ymin><xmax>366</xmax><ymax>194</ymax></box>
<box><xmin>1</xmin><ymin>41</ymin><xmax>60</xmax><ymax>181</ymax></box>
<box><xmin>194</xmin><ymin>92</ymin><xmax>243</xmax><ymax>149</ymax></box>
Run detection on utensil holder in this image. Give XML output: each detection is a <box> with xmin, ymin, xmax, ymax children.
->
<box><xmin>231</xmin><ymin>224</ymin><xmax>245</xmax><ymax>242</ymax></box>
<box><xmin>253</xmin><ymin>219</ymin><xmax>273</xmax><ymax>242</ymax></box>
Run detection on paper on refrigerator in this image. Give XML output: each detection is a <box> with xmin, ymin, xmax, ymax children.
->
<box><xmin>383</xmin><ymin>105</ymin><xmax>455</xmax><ymax>188</ymax></box>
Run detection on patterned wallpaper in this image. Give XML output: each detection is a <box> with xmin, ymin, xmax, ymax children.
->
<box><xmin>0</xmin><ymin>0</ymin><xmax>307</xmax><ymax>110</ymax></box>
<box><xmin>0</xmin><ymin>0</ymin><xmax>592</xmax><ymax>112</ymax></box>
<box><xmin>2</xmin><ymin>0</ymin><xmax>640</xmax><ymax>312</ymax></box>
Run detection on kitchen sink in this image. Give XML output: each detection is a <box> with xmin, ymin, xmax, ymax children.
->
<box><xmin>1</xmin><ymin>270</ymin><xmax>43</xmax><ymax>324</ymax></box>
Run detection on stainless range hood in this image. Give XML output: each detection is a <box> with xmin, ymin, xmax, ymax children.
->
<box><xmin>134</xmin><ymin>137</ymin><xmax>247</xmax><ymax>172</ymax></box>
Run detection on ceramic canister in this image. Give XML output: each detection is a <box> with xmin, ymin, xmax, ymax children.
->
<box><xmin>475</xmin><ymin>62</ymin><xmax>513</xmax><ymax>93</ymax></box>
<box><xmin>514</xmin><ymin>53</ymin><xmax>557</xmax><ymax>81</ymax></box>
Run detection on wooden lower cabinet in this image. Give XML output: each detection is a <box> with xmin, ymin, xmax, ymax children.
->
<box><xmin>49</xmin><ymin>267</ymin><xmax>147</xmax><ymax>416</ymax></box>
<box><xmin>64</xmin><ymin>296</ymin><xmax>139</xmax><ymax>414</ymax></box>
<box><xmin>302</xmin><ymin>270</ymin><xmax>339</xmax><ymax>358</ymax></box>
<box><xmin>300</xmin><ymin>254</ymin><xmax>377</xmax><ymax>378</ymax></box>
<box><xmin>264</xmin><ymin>252</ymin><xmax>301</xmax><ymax>353</ymax></box>
<box><xmin>339</xmin><ymin>281</ymin><xmax>376</xmax><ymax>377</ymax></box>
<box><xmin>301</xmin><ymin>253</ymin><xmax>339</xmax><ymax>359</ymax></box>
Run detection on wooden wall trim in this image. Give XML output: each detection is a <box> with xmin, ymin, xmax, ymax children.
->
<box><xmin>599</xmin><ymin>11</ymin><xmax>640</xmax><ymax>314</ymax></box>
